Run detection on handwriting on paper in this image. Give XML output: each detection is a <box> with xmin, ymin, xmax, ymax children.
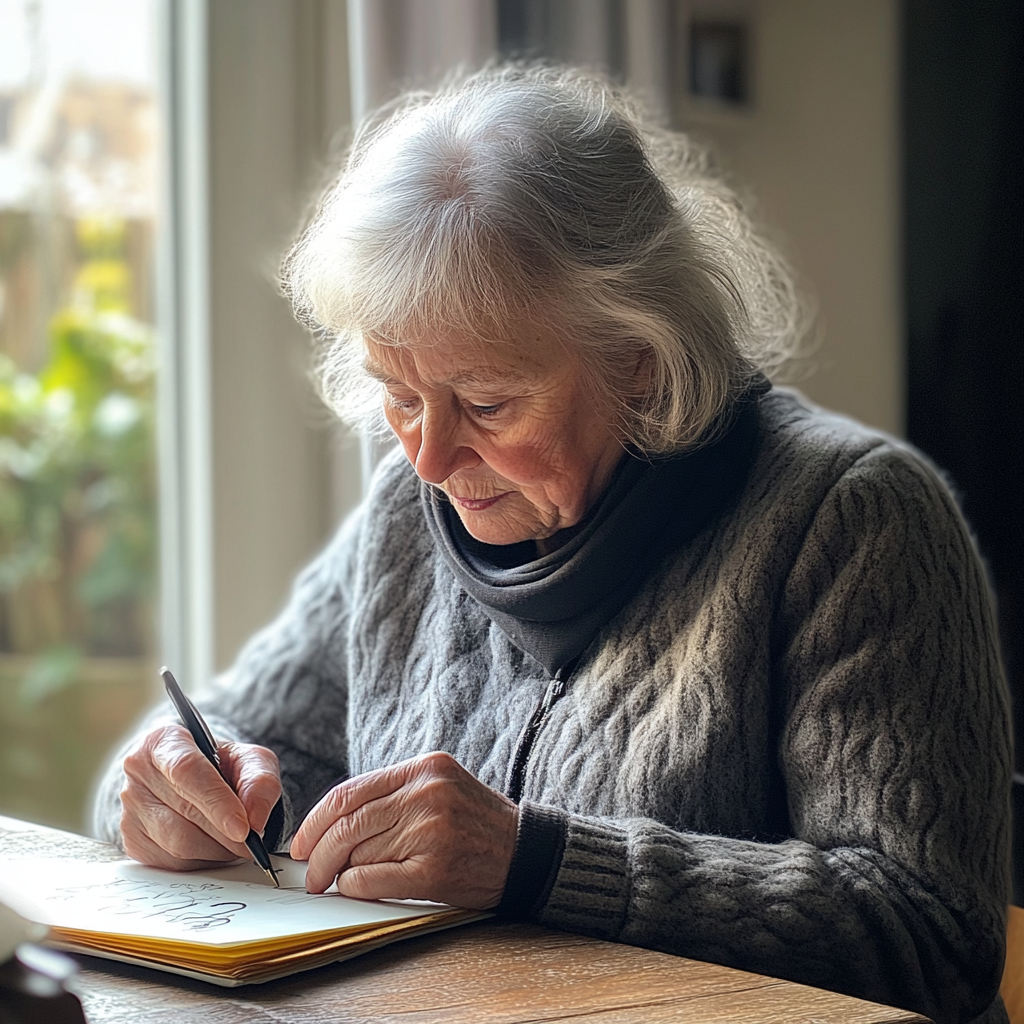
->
<box><xmin>0</xmin><ymin>817</ymin><xmax>123</xmax><ymax>864</ymax></box>
<box><xmin>50</xmin><ymin>877</ymin><xmax>248</xmax><ymax>932</ymax></box>
<box><xmin>0</xmin><ymin>854</ymin><xmax>451</xmax><ymax>947</ymax></box>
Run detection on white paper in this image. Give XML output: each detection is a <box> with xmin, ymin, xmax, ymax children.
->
<box><xmin>0</xmin><ymin>856</ymin><xmax>450</xmax><ymax>947</ymax></box>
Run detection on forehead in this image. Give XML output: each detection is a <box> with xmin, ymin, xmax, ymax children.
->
<box><xmin>362</xmin><ymin>330</ymin><xmax>569</xmax><ymax>388</ymax></box>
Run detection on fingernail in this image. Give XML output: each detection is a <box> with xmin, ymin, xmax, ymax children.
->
<box><xmin>229</xmin><ymin>815</ymin><xmax>249</xmax><ymax>841</ymax></box>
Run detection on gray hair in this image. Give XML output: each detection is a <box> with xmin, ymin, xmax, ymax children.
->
<box><xmin>282</xmin><ymin>64</ymin><xmax>808</xmax><ymax>455</ymax></box>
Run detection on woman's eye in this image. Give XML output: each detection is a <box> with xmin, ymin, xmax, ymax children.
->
<box><xmin>469</xmin><ymin>402</ymin><xmax>505</xmax><ymax>419</ymax></box>
<box><xmin>386</xmin><ymin>392</ymin><xmax>421</xmax><ymax>415</ymax></box>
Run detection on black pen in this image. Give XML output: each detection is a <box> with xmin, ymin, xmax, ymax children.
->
<box><xmin>160</xmin><ymin>666</ymin><xmax>280</xmax><ymax>887</ymax></box>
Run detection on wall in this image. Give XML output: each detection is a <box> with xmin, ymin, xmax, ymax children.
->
<box><xmin>677</xmin><ymin>0</ymin><xmax>902</xmax><ymax>435</ymax></box>
<box><xmin>206</xmin><ymin>0</ymin><xmax>355</xmax><ymax>671</ymax></box>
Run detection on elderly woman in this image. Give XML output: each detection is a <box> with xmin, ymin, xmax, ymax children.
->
<box><xmin>94</xmin><ymin>67</ymin><xmax>1010</xmax><ymax>1023</ymax></box>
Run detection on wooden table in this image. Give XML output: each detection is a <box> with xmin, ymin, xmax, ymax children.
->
<box><xmin>1</xmin><ymin>817</ymin><xmax>931</xmax><ymax>1024</ymax></box>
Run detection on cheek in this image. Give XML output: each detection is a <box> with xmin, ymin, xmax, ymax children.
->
<box><xmin>496</xmin><ymin>412</ymin><xmax>617</xmax><ymax>503</ymax></box>
<box><xmin>385</xmin><ymin>411</ymin><xmax>421</xmax><ymax>465</ymax></box>
<box><xmin>482</xmin><ymin>433</ymin><xmax>569</xmax><ymax>489</ymax></box>
<box><xmin>399</xmin><ymin>436</ymin><xmax>419</xmax><ymax>467</ymax></box>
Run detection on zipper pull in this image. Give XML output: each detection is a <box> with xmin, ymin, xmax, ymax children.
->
<box><xmin>541</xmin><ymin>673</ymin><xmax>566</xmax><ymax>712</ymax></box>
<box><xmin>504</xmin><ymin>656</ymin><xmax>581</xmax><ymax>804</ymax></box>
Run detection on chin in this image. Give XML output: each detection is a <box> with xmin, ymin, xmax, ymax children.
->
<box><xmin>455</xmin><ymin>512</ymin><xmax>541</xmax><ymax>547</ymax></box>
<box><xmin>462</xmin><ymin>523</ymin><xmax>533</xmax><ymax>546</ymax></box>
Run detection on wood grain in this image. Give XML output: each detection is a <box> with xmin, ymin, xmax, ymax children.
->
<box><xmin>1</xmin><ymin>818</ymin><xmax>931</xmax><ymax>1024</ymax></box>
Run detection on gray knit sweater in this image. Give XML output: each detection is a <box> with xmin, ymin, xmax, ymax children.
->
<box><xmin>95</xmin><ymin>389</ymin><xmax>1011</xmax><ymax>1023</ymax></box>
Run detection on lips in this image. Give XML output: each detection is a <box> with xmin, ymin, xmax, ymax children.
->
<box><xmin>450</xmin><ymin>492</ymin><xmax>509</xmax><ymax>511</ymax></box>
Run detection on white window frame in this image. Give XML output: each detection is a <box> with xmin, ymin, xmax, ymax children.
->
<box><xmin>157</xmin><ymin>0</ymin><xmax>360</xmax><ymax>691</ymax></box>
<box><xmin>156</xmin><ymin>0</ymin><xmax>213</xmax><ymax>693</ymax></box>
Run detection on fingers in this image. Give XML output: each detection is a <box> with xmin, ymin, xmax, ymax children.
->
<box><xmin>290</xmin><ymin>760</ymin><xmax>410</xmax><ymax>861</ymax></box>
<box><xmin>289</xmin><ymin>752</ymin><xmax>520</xmax><ymax>908</ymax></box>
<box><xmin>144</xmin><ymin>726</ymin><xmax>250</xmax><ymax>841</ymax></box>
<box><xmin>134</xmin><ymin>764</ymin><xmax>253</xmax><ymax>859</ymax></box>
<box><xmin>120</xmin><ymin>779</ymin><xmax>246</xmax><ymax>870</ymax></box>
<box><xmin>120</xmin><ymin>723</ymin><xmax>283</xmax><ymax>871</ymax></box>
<box><xmin>303</xmin><ymin>793</ymin><xmax>403</xmax><ymax>894</ymax></box>
<box><xmin>335</xmin><ymin>859</ymin><xmax>424</xmax><ymax>902</ymax></box>
<box><xmin>218</xmin><ymin>742</ymin><xmax>282</xmax><ymax>833</ymax></box>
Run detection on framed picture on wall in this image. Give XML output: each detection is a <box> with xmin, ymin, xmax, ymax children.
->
<box><xmin>690</xmin><ymin>20</ymin><xmax>748</xmax><ymax>103</ymax></box>
<box><xmin>670</xmin><ymin>1</ymin><xmax>754</xmax><ymax>126</ymax></box>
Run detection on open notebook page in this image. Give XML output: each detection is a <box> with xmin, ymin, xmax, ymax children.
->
<box><xmin>0</xmin><ymin>855</ymin><xmax>451</xmax><ymax>947</ymax></box>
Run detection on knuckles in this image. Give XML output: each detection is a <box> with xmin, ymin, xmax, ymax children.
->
<box><xmin>154</xmin><ymin>823</ymin><xmax>195</xmax><ymax>861</ymax></box>
<box><xmin>119</xmin><ymin>777</ymin><xmax>142</xmax><ymax>810</ymax></box>
<box><xmin>416</xmin><ymin>751</ymin><xmax>462</xmax><ymax>778</ymax></box>
<box><xmin>415</xmin><ymin>774</ymin><xmax>460</xmax><ymax>812</ymax></box>
<box><xmin>296</xmin><ymin>751</ymin><xmax>514</xmax><ymax>908</ymax></box>
<box><xmin>123</xmin><ymin>724</ymin><xmax>193</xmax><ymax>783</ymax></box>
<box><xmin>158</xmin><ymin>742</ymin><xmax>207</xmax><ymax>784</ymax></box>
<box><xmin>319</xmin><ymin>782</ymin><xmax>351</xmax><ymax>821</ymax></box>
<box><xmin>223</xmin><ymin>741</ymin><xmax>280</xmax><ymax>780</ymax></box>
<box><xmin>122</xmin><ymin>743</ymin><xmax>154</xmax><ymax>784</ymax></box>
<box><xmin>324</xmin><ymin>800</ymin><xmax>376</xmax><ymax>849</ymax></box>
<box><xmin>409</xmin><ymin>752</ymin><xmax>468</xmax><ymax>815</ymax></box>
<box><xmin>119</xmin><ymin>809</ymin><xmax>177</xmax><ymax>868</ymax></box>
<box><xmin>118</xmin><ymin>726</ymin><xmax>283</xmax><ymax>871</ymax></box>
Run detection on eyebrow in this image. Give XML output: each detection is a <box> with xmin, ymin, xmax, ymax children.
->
<box><xmin>362</xmin><ymin>360</ymin><xmax>532</xmax><ymax>390</ymax></box>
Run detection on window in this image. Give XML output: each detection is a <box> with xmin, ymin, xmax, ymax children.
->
<box><xmin>0</xmin><ymin>0</ymin><xmax>160</xmax><ymax>830</ymax></box>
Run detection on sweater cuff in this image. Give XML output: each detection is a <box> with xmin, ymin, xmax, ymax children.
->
<box><xmin>496</xmin><ymin>801</ymin><xmax>568</xmax><ymax>920</ymax></box>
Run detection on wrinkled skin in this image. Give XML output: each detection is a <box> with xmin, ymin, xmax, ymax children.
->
<box><xmin>119</xmin><ymin>729</ymin><xmax>517</xmax><ymax>909</ymax></box>
<box><xmin>120</xmin><ymin>723</ymin><xmax>281</xmax><ymax>871</ymax></box>
<box><xmin>290</xmin><ymin>753</ymin><xmax>519</xmax><ymax>908</ymax></box>
<box><xmin>365</xmin><ymin>328</ymin><xmax>624</xmax><ymax>546</ymax></box>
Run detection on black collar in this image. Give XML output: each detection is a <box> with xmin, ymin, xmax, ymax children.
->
<box><xmin>422</xmin><ymin>381</ymin><xmax>767</xmax><ymax>676</ymax></box>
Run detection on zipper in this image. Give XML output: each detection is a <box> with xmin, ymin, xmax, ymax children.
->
<box><xmin>505</xmin><ymin>657</ymin><xmax>580</xmax><ymax>804</ymax></box>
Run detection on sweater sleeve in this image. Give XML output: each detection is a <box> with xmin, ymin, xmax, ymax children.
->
<box><xmin>91</xmin><ymin>503</ymin><xmax>364</xmax><ymax>852</ymax></box>
<box><xmin>521</xmin><ymin>447</ymin><xmax>1012</xmax><ymax>1024</ymax></box>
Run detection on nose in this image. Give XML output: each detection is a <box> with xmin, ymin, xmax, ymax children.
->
<box><xmin>413</xmin><ymin>400</ymin><xmax>480</xmax><ymax>485</ymax></box>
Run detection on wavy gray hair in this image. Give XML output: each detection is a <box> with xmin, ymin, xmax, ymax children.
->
<box><xmin>282</xmin><ymin>64</ymin><xmax>807</xmax><ymax>455</ymax></box>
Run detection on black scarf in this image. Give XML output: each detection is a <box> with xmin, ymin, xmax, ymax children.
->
<box><xmin>422</xmin><ymin>381</ymin><xmax>767</xmax><ymax>676</ymax></box>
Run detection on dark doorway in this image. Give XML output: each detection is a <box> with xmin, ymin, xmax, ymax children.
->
<box><xmin>903</xmin><ymin>0</ymin><xmax>1023</xmax><ymax>902</ymax></box>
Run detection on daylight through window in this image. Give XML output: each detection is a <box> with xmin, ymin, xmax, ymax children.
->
<box><xmin>0</xmin><ymin>0</ymin><xmax>160</xmax><ymax>830</ymax></box>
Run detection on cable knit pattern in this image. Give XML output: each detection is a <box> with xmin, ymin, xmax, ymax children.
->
<box><xmin>93</xmin><ymin>389</ymin><xmax>1011</xmax><ymax>1024</ymax></box>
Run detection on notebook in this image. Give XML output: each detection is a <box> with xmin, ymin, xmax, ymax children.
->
<box><xmin>0</xmin><ymin>830</ymin><xmax>488</xmax><ymax>986</ymax></box>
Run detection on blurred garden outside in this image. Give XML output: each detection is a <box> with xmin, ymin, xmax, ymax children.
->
<box><xmin>0</xmin><ymin>0</ymin><xmax>159</xmax><ymax>831</ymax></box>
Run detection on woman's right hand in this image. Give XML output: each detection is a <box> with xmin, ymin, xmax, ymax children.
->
<box><xmin>119</xmin><ymin>723</ymin><xmax>282</xmax><ymax>871</ymax></box>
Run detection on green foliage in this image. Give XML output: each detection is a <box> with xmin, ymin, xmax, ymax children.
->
<box><xmin>0</xmin><ymin>217</ymin><xmax>156</xmax><ymax>658</ymax></box>
<box><xmin>17</xmin><ymin>646</ymin><xmax>82</xmax><ymax>705</ymax></box>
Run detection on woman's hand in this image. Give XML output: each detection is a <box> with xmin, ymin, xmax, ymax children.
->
<box><xmin>119</xmin><ymin>723</ymin><xmax>282</xmax><ymax>872</ymax></box>
<box><xmin>289</xmin><ymin>752</ymin><xmax>519</xmax><ymax>910</ymax></box>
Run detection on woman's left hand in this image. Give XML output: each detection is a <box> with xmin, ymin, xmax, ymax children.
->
<box><xmin>289</xmin><ymin>752</ymin><xmax>519</xmax><ymax>909</ymax></box>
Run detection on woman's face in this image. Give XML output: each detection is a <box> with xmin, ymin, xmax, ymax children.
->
<box><xmin>365</xmin><ymin>329</ymin><xmax>625</xmax><ymax>547</ymax></box>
